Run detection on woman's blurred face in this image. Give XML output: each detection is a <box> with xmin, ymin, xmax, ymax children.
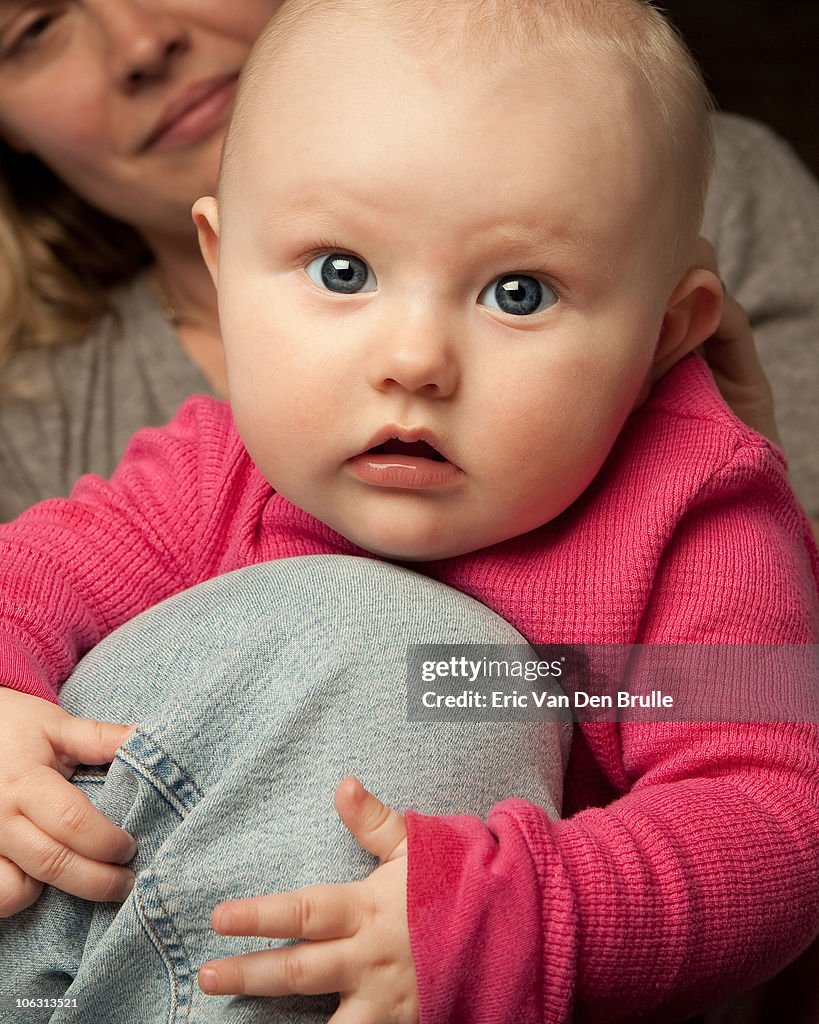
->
<box><xmin>0</xmin><ymin>1</ymin><xmax>279</xmax><ymax>237</ymax></box>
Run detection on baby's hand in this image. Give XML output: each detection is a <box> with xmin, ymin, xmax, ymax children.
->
<box><xmin>0</xmin><ymin>687</ymin><xmax>137</xmax><ymax>917</ymax></box>
<box><xmin>199</xmin><ymin>776</ymin><xmax>418</xmax><ymax>1024</ymax></box>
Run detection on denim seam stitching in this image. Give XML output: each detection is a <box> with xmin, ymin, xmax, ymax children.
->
<box><xmin>117</xmin><ymin>732</ymin><xmax>203</xmax><ymax>817</ymax></box>
<box><xmin>133</xmin><ymin>872</ymin><xmax>194</xmax><ymax>1023</ymax></box>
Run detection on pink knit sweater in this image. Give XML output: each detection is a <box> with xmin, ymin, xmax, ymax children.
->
<box><xmin>1</xmin><ymin>355</ymin><xmax>817</xmax><ymax>1022</ymax></box>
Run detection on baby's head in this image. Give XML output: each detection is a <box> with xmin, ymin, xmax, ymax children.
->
<box><xmin>194</xmin><ymin>0</ymin><xmax>722</xmax><ymax>561</ymax></box>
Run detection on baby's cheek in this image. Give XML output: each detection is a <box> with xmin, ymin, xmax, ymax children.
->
<box><xmin>517</xmin><ymin>426</ymin><xmax>616</xmax><ymax>521</ymax></box>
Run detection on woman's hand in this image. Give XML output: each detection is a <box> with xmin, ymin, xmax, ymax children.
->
<box><xmin>0</xmin><ymin>687</ymin><xmax>137</xmax><ymax>917</ymax></box>
<box><xmin>199</xmin><ymin>776</ymin><xmax>418</xmax><ymax>1024</ymax></box>
<box><xmin>696</xmin><ymin>239</ymin><xmax>819</xmax><ymax>543</ymax></box>
<box><xmin>696</xmin><ymin>238</ymin><xmax>782</xmax><ymax>447</ymax></box>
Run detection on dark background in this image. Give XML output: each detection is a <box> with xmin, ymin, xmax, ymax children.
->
<box><xmin>664</xmin><ymin>1</ymin><xmax>819</xmax><ymax>177</ymax></box>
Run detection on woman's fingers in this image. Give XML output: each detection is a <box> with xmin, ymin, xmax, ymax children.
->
<box><xmin>693</xmin><ymin>236</ymin><xmax>782</xmax><ymax>447</ymax></box>
<box><xmin>200</xmin><ymin>940</ymin><xmax>355</xmax><ymax>997</ymax></box>
<box><xmin>693</xmin><ymin>236</ymin><xmax>719</xmax><ymax>274</ymax></box>
<box><xmin>702</xmin><ymin>295</ymin><xmax>757</xmax><ymax>381</ymax></box>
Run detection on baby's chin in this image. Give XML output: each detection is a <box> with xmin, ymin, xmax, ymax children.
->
<box><xmin>330</xmin><ymin>518</ymin><xmax>481</xmax><ymax>563</ymax></box>
<box><xmin>334</xmin><ymin>517</ymin><xmax>536</xmax><ymax>564</ymax></box>
<box><xmin>285</xmin><ymin>487</ymin><xmax>560</xmax><ymax>562</ymax></box>
<box><xmin>344</xmin><ymin>531</ymin><xmax>473</xmax><ymax>564</ymax></box>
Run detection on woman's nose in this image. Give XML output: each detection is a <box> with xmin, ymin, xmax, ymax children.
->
<box><xmin>95</xmin><ymin>0</ymin><xmax>188</xmax><ymax>90</ymax></box>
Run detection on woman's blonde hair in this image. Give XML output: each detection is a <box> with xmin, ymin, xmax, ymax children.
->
<box><xmin>0</xmin><ymin>142</ymin><xmax>151</xmax><ymax>371</ymax></box>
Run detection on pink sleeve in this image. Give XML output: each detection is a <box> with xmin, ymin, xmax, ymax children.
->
<box><xmin>406</xmin><ymin>800</ymin><xmax>576</xmax><ymax>1023</ymax></box>
<box><xmin>408</xmin><ymin>719</ymin><xmax>819</xmax><ymax>1024</ymax></box>
<box><xmin>0</xmin><ymin>397</ymin><xmax>241</xmax><ymax>702</ymax></box>
<box><xmin>406</xmin><ymin>443</ymin><xmax>819</xmax><ymax>1023</ymax></box>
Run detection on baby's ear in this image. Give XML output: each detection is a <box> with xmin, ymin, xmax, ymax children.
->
<box><xmin>650</xmin><ymin>267</ymin><xmax>722</xmax><ymax>384</ymax></box>
<box><xmin>191</xmin><ymin>197</ymin><xmax>221</xmax><ymax>286</ymax></box>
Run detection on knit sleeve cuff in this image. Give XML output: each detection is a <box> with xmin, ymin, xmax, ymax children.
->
<box><xmin>406</xmin><ymin>799</ymin><xmax>575</xmax><ymax>1023</ymax></box>
<box><xmin>0</xmin><ymin>633</ymin><xmax>59</xmax><ymax>703</ymax></box>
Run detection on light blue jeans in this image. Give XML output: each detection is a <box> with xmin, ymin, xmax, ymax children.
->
<box><xmin>0</xmin><ymin>557</ymin><xmax>569</xmax><ymax>1024</ymax></box>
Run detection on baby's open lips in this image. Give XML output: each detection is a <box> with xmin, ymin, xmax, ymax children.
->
<box><xmin>367</xmin><ymin>439</ymin><xmax>447</xmax><ymax>463</ymax></box>
<box><xmin>346</xmin><ymin>429</ymin><xmax>463</xmax><ymax>489</ymax></box>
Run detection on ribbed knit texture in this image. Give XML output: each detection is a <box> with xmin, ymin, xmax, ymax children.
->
<box><xmin>0</xmin><ymin>354</ymin><xmax>817</xmax><ymax>1021</ymax></box>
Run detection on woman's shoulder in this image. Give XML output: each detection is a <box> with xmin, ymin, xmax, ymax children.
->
<box><xmin>0</xmin><ymin>273</ymin><xmax>212</xmax><ymax>521</ymax></box>
<box><xmin>706</xmin><ymin>113</ymin><xmax>819</xmax><ymax>518</ymax></box>
<box><xmin>706</xmin><ymin>112</ymin><xmax>819</xmax><ymax>238</ymax></box>
<box><xmin>711</xmin><ymin>111</ymin><xmax>797</xmax><ymax>162</ymax></box>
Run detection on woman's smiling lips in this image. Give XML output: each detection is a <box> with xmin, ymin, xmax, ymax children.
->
<box><xmin>346</xmin><ymin>428</ymin><xmax>463</xmax><ymax>490</ymax></box>
<box><xmin>142</xmin><ymin>75</ymin><xmax>239</xmax><ymax>152</ymax></box>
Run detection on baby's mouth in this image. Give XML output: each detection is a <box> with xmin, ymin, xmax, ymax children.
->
<box><xmin>346</xmin><ymin>433</ymin><xmax>462</xmax><ymax>490</ymax></box>
<box><xmin>367</xmin><ymin>439</ymin><xmax>447</xmax><ymax>462</ymax></box>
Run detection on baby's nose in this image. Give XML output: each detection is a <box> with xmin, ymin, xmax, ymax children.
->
<box><xmin>368</xmin><ymin>323</ymin><xmax>459</xmax><ymax>397</ymax></box>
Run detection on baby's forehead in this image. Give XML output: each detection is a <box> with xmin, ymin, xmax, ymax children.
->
<box><xmin>220</xmin><ymin>0</ymin><xmax>695</xmax><ymax>267</ymax></box>
<box><xmin>227</xmin><ymin>47</ymin><xmax>664</xmax><ymax>269</ymax></box>
<box><xmin>228</xmin><ymin>5</ymin><xmax>660</xmax><ymax>169</ymax></box>
<box><xmin>244</xmin><ymin>1</ymin><xmax>647</xmax><ymax>97</ymax></box>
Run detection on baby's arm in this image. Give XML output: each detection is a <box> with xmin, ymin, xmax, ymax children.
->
<box><xmin>407</xmin><ymin>445</ymin><xmax>819</xmax><ymax>1021</ymax></box>
<box><xmin>0</xmin><ymin>687</ymin><xmax>136</xmax><ymax>916</ymax></box>
<box><xmin>0</xmin><ymin>398</ymin><xmax>242</xmax><ymax>911</ymax></box>
<box><xmin>197</xmin><ymin>440</ymin><xmax>819</xmax><ymax>1021</ymax></box>
<box><xmin>0</xmin><ymin>397</ymin><xmax>246</xmax><ymax>699</ymax></box>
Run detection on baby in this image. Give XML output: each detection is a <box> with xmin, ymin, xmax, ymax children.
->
<box><xmin>1</xmin><ymin>0</ymin><xmax>817</xmax><ymax>1020</ymax></box>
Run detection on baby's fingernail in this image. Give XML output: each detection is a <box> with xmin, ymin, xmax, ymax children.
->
<box><xmin>214</xmin><ymin>907</ymin><xmax>236</xmax><ymax>933</ymax></box>
<box><xmin>199</xmin><ymin>967</ymin><xmax>219</xmax><ymax>994</ymax></box>
<box><xmin>121</xmin><ymin>874</ymin><xmax>136</xmax><ymax>899</ymax></box>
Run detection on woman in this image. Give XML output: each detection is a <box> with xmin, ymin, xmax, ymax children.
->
<box><xmin>0</xmin><ymin>0</ymin><xmax>257</xmax><ymax>515</ymax></box>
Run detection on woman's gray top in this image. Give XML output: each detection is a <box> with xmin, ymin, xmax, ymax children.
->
<box><xmin>0</xmin><ymin>274</ymin><xmax>215</xmax><ymax>521</ymax></box>
<box><xmin>702</xmin><ymin>113</ymin><xmax>819</xmax><ymax>518</ymax></box>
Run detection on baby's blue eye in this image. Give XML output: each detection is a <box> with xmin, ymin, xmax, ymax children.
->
<box><xmin>306</xmin><ymin>253</ymin><xmax>377</xmax><ymax>294</ymax></box>
<box><xmin>479</xmin><ymin>274</ymin><xmax>557</xmax><ymax>316</ymax></box>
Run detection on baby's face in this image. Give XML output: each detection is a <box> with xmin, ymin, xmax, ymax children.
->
<box><xmin>201</xmin><ymin>21</ymin><xmax>686</xmax><ymax>560</ymax></box>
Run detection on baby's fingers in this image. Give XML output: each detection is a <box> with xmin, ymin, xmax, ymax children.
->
<box><xmin>212</xmin><ymin>883</ymin><xmax>360</xmax><ymax>941</ymax></box>
<box><xmin>334</xmin><ymin>776</ymin><xmax>407</xmax><ymax>861</ymax></box>
<box><xmin>3</xmin><ymin>815</ymin><xmax>135</xmax><ymax>904</ymax></box>
<box><xmin>0</xmin><ymin>856</ymin><xmax>43</xmax><ymax>918</ymax></box>
<box><xmin>200</xmin><ymin>941</ymin><xmax>354</xmax><ymax>997</ymax></box>
<box><xmin>51</xmin><ymin>713</ymin><xmax>135</xmax><ymax>772</ymax></box>
<box><xmin>18</xmin><ymin>765</ymin><xmax>138</xmax><ymax>866</ymax></box>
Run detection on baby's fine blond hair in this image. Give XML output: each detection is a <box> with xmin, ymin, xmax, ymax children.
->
<box><xmin>226</xmin><ymin>0</ymin><xmax>713</xmax><ymax>273</ymax></box>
